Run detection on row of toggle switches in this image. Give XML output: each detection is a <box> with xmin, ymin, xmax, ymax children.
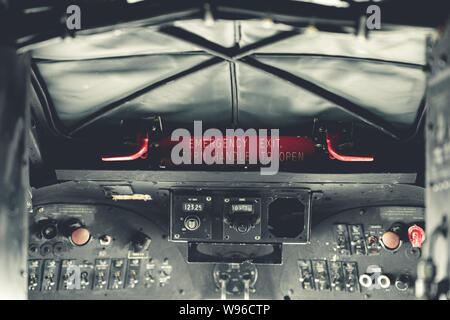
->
<box><xmin>298</xmin><ymin>259</ymin><xmax>359</xmax><ymax>293</ymax></box>
<box><xmin>28</xmin><ymin>258</ymin><xmax>172</xmax><ymax>292</ymax></box>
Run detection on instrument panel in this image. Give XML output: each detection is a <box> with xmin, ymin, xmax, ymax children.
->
<box><xmin>28</xmin><ymin>202</ymin><xmax>198</xmax><ymax>299</ymax></box>
<box><xmin>170</xmin><ymin>188</ymin><xmax>310</xmax><ymax>244</ymax></box>
<box><xmin>27</xmin><ymin>181</ymin><xmax>425</xmax><ymax>300</ymax></box>
<box><xmin>281</xmin><ymin>206</ymin><xmax>424</xmax><ymax>299</ymax></box>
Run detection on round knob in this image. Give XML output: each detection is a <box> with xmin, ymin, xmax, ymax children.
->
<box><xmin>71</xmin><ymin>227</ymin><xmax>90</xmax><ymax>246</ymax></box>
<box><xmin>381</xmin><ymin>231</ymin><xmax>400</xmax><ymax>250</ymax></box>
<box><xmin>39</xmin><ymin>220</ymin><xmax>58</xmax><ymax>240</ymax></box>
<box><xmin>395</xmin><ymin>275</ymin><xmax>410</xmax><ymax>291</ymax></box>
<box><xmin>359</xmin><ymin>274</ymin><xmax>373</xmax><ymax>288</ymax></box>
<box><xmin>237</xmin><ymin>224</ymin><xmax>250</xmax><ymax>233</ymax></box>
<box><xmin>184</xmin><ymin>216</ymin><xmax>201</xmax><ymax>231</ymax></box>
<box><xmin>377</xmin><ymin>274</ymin><xmax>391</xmax><ymax>289</ymax></box>
<box><xmin>42</xmin><ymin>224</ymin><xmax>57</xmax><ymax>240</ymax></box>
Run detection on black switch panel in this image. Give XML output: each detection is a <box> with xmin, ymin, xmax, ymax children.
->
<box><xmin>28</xmin><ymin>260</ymin><xmax>43</xmax><ymax>292</ymax></box>
<box><xmin>312</xmin><ymin>260</ymin><xmax>331</xmax><ymax>291</ymax></box>
<box><xmin>348</xmin><ymin>224</ymin><xmax>367</xmax><ymax>255</ymax></box>
<box><xmin>298</xmin><ymin>259</ymin><xmax>315</xmax><ymax>290</ymax></box>
<box><xmin>333</xmin><ymin>224</ymin><xmax>350</xmax><ymax>255</ymax></box>
<box><xmin>93</xmin><ymin>259</ymin><xmax>110</xmax><ymax>291</ymax></box>
<box><xmin>329</xmin><ymin>261</ymin><xmax>345</xmax><ymax>292</ymax></box>
<box><xmin>109</xmin><ymin>258</ymin><xmax>125</xmax><ymax>290</ymax></box>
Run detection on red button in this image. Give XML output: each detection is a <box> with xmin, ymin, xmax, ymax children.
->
<box><xmin>71</xmin><ymin>227</ymin><xmax>90</xmax><ymax>246</ymax></box>
<box><xmin>408</xmin><ymin>225</ymin><xmax>425</xmax><ymax>248</ymax></box>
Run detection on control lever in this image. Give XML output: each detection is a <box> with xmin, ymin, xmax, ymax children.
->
<box><xmin>326</xmin><ymin>133</ymin><xmax>374</xmax><ymax>162</ymax></box>
<box><xmin>102</xmin><ymin>133</ymin><xmax>149</xmax><ymax>162</ymax></box>
<box><xmin>220</xmin><ymin>278</ymin><xmax>227</xmax><ymax>300</ymax></box>
<box><xmin>243</xmin><ymin>277</ymin><xmax>250</xmax><ymax>300</ymax></box>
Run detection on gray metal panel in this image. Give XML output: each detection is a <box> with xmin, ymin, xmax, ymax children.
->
<box><xmin>55</xmin><ymin>169</ymin><xmax>417</xmax><ymax>184</ymax></box>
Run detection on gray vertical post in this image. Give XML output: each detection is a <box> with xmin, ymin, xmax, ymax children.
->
<box><xmin>0</xmin><ymin>45</ymin><xmax>30</xmax><ymax>300</ymax></box>
<box><xmin>425</xmin><ymin>17</ymin><xmax>450</xmax><ymax>299</ymax></box>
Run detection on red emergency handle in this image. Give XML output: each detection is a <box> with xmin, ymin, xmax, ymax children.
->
<box><xmin>102</xmin><ymin>133</ymin><xmax>149</xmax><ymax>162</ymax></box>
<box><xmin>326</xmin><ymin>133</ymin><xmax>374</xmax><ymax>162</ymax></box>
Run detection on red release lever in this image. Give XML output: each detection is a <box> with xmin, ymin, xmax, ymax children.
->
<box><xmin>408</xmin><ymin>224</ymin><xmax>426</xmax><ymax>248</ymax></box>
<box><xmin>326</xmin><ymin>133</ymin><xmax>374</xmax><ymax>162</ymax></box>
<box><xmin>102</xmin><ymin>133</ymin><xmax>149</xmax><ymax>162</ymax></box>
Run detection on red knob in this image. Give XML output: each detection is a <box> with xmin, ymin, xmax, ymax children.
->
<box><xmin>408</xmin><ymin>225</ymin><xmax>425</xmax><ymax>248</ymax></box>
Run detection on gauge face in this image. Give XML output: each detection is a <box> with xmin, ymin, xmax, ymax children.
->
<box><xmin>231</xmin><ymin>204</ymin><xmax>253</xmax><ymax>213</ymax></box>
<box><xmin>182</xmin><ymin>202</ymin><xmax>204</xmax><ymax>212</ymax></box>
